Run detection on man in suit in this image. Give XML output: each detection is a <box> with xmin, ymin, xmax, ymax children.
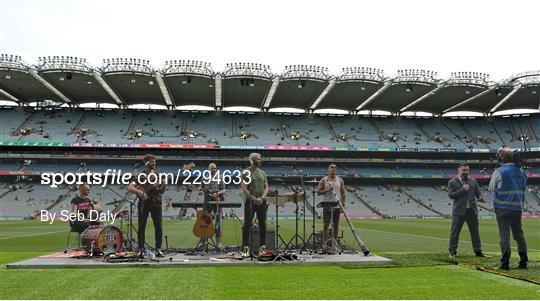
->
<box><xmin>447</xmin><ymin>163</ymin><xmax>487</xmax><ymax>261</ymax></box>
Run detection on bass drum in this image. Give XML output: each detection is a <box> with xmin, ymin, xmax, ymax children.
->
<box><xmin>81</xmin><ymin>225</ymin><xmax>124</xmax><ymax>254</ymax></box>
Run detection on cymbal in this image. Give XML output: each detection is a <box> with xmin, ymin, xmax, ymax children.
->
<box><xmin>267</xmin><ymin>191</ymin><xmax>306</xmax><ymax>205</ymax></box>
<box><xmin>267</xmin><ymin>197</ymin><xmax>287</xmax><ymax>207</ymax></box>
<box><xmin>281</xmin><ymin>192</ymin><xmax>307</xmax><ymax>202</ymax></box>
<box><xmin>105</xmin><ymin>200</ymin><xmax>124</xmax><ymax>206</ymax></box>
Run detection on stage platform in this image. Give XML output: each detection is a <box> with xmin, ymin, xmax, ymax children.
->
<box><xmin>7</xmin><ymin>251</ymin><xmax>393</xmax><ymax>269</ymax></box>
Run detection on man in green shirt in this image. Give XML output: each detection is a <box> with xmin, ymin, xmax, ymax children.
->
<box><xmin>241</xmin><ymin>152</ymin><xmax>269</xmax><ymax>256</ymax></box>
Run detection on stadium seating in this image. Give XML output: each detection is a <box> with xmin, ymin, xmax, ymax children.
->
<box><xmin>1</xmin><ymin>108</ymin><xmax>538</xmax><ymax>148</ymax></box>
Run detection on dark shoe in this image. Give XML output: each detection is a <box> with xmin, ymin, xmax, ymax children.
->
<box><xmin>448</xmin><ymin>254</ymin><xmax>457</xmax><ymax>262</ymax></box>
<box><xmin>475</xmin><ymin>252</ymin><xmax>490</xmax><ymax>258</ymax></box>
<box><xmin>155</xmin><ymin>249</ymin><xmax>164</xmax><ymax>257</ymax></box>
<box><xmin>494</xmin><ymin>265</ymin><xmax>510</xmax><ymax>270</ymax></box>
<box><xmin>517</xmin><ymin>264</ymin><xmax>527</xmax><ymax>269</ymax></box>
<box><xmin>137</xmin><ymin>250</ymin><xmax>144</xmax><ymax>259</ymax></box>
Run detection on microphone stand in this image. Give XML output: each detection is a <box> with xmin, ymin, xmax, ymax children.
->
<box><xmin>303</xmin><ymin>178</ymin><xmax>318</xmax><ymax>254</ymax></box>
<box><xmin>297</xmin><ymin>171</ymin><xmax>309</xmax><ymax>253</ymax></box>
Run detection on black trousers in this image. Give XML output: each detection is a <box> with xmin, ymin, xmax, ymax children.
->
<box><xmin>242</xmin><ymin>199</ymin><xmax>267</xmax><ymax>248</ymax></box>
<box><xmin>448</xmin><ymin>208</ymin><xmax>482</xmax><ymax>255</ymax></box>
<box><xmin>495</xmin><ymin>209</ymin><xmax>528</xmax><ymax>267</ymax></box>
<box><xmin>138</xmin><ymin>201</ymin><xmax>163</xmax><ymax>250</ymax></box>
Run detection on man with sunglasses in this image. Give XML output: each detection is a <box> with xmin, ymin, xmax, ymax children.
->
<box><xmin>317</xmin><ymin>164</ymin><xmax>346</xmax><ymax>254</ymax></box>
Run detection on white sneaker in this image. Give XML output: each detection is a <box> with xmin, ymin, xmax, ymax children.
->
<box><xmin>242</xmin><ymin>246</ymin><xmax>250</xmax><ymax>257</ymax></box>
<box><xmin>258</xmin><ymin>245</ymin><xmax>267</xmax><ymax>256</ymax></box>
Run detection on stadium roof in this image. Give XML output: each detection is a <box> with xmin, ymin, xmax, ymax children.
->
<box><xmin>1</xmin><ymin>54</ymin><xmax>539</xmax><ymax>115</ymax></box>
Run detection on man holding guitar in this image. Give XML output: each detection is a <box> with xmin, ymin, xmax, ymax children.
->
<box><xmin>128</xmin><ymin>154</ymin><xmax>166</xmax><ymax>258</ymax></box>
<box><xmin>200</xmin><ymin>163</ymin><xmax>228</xmax><ymax>247</ymax></box>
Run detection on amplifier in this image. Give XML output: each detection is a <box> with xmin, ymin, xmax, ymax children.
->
<box><xmin>250</xmin><ymin>227</ymin><xmax>275</xmax><ymax>251</ymax></box>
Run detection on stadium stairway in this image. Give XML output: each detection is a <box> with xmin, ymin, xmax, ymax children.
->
<box><xmin>369</xmin><ymin>118</ymin><xmax>388</xmax><ymax>147</ymax></box>
<box><xmin>441</xmin><ymin>120</ymin><xmax>471</xmax><ymax>148</ymax></box>
<box><xmin>529</xmin><ymin>188</ymin><xmax>540</xmax><ymax>206</ymax></box>
<box><xmin>326</xmin><ymin>118</ymin><xmax>347</xmax><ymax>146</ymax></box>
<box><xmin>278</xmin><ymin>115</ymin><xmax>288</xmax><ymax>141</ymax></box>
<box><xmin>124</xmin><ymin>114</ymin><xmax>138</xmax><ymax>139</ymax></box>
<box><xmin>69</xmin><ymin>111</ymin><xmax>88</xmax><ymax>135</ymax></box>
<box><xmin>414</xmin><ymin>120</ymin><xmax>446</xmax><ymax>149</ymax></box>
<box><xmin>459</xmin><ymin>121</ymin><xmax>483</xmax><ymax>147</ymax></box>
<box><xmin>350</xmin><ymin>187</ymin><xmax>387</xmax><ymax>218</ymax></box>
<box><xmin>490</xmin><ymin>121</ymin><xmax>508</xmax><ymax>146</ymax></box>
<box><xmin>13</xmin><ymin>111</ymin><xmax>35</xmax><ymax>137</ymax></box>
<box><xmin>506</xmin><ymin>119</ymin><xmax>518</xmax><ymax>142</ymax></box>
<box><xmin>40</xmin><ymin>185</ymin><xmax>73</xmax><ymax>217</ymax></box>
<box><xmin>0</xmin><ymin>182</ymin><xmax>15</xmax><ymax>198</ymax></box>
<box><xmin>526</xmin><ymin>119</ymin><xmax>539</xmax><ymax>142</ymax></box>
<box><xmin>230</xmin><ymin>115</ymin><xmax>237</xmax><ymax>139</ymax></box>
<box><xmin>398</xmin><ymin>187</ymin><xmax>448</xmax><ymax>218</ymax></box>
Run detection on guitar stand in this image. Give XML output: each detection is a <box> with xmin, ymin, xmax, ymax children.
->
<box><xmin>194</xmin><ymin>236</ymin><xmax>226</xmax><ymax>254</ymax></box>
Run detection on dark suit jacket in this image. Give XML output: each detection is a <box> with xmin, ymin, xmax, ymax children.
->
<box><xmin>447</xmin><ymin>176</ymin><xmax>481</xmax><ymax>216</ymax></box>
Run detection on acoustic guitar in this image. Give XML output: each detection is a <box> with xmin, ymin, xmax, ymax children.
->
<box><xmin>135</xmin><ymin>182</ymin><xmax>166</xmax><ymax>204</ymax></box>
<box><xmin>192</xmin><ymin>189</ymin><xmax>223</xmax><ymax>238</ymax></box>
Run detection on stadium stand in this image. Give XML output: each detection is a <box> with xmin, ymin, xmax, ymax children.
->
<box><xmin>1</xmin><ymin>108</ymin><xmax>538</xmax><ymax>148</ymax></box>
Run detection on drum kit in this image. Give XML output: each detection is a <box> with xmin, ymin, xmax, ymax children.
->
<box><xmin>269</xmin><ymin>178</ymin><xmax>328</xmax><ymax>253</ymax></box>
<box><xmin>68</xmin><ymin>194</ymin><xmax>140</xmax><ymax>259</ymax></box>
<box><xmin>270</xmin><ymin>177</ymin><xmax>370</xmax><ymax>255</ymax></box>
<box><xmin>80</xmin><ymin>225</ymin><xmax>124</xmax><ymax>256</ymax></box>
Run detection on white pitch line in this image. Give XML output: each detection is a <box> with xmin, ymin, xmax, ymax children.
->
<box><xmin>0</xmin><ymin>230</ymin><xmax>68</xmax><ymax>240</ymax></box>
<box><xmin>359</xmin><ymin>228</ymin><xmax>540</xmax><ymax>252</ymax></box>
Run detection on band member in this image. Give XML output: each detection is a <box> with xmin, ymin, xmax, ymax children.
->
<box><xmin>447</xmin><ymin>163</ymin><xmax>486</xmax><ymax>261</ymax></box>
<box><xmin>317</xmin><ymin>164</ymin><xmax>346</xmax><ymax>253</ymax></box>
<box><xmin>128</xmin><ymin>154</ymin><xmax>166</xmax><ymax>257</ymax></box>
<box><xmin>201</xmin><ymin>163</ymin><xmax>227</xmax><ymax>246</ymax></box>
<box><xmin>241</xmin><ymin>153</ymin><xmax>269</xmax><ymax>256</ymax></box>
<box><xmin>489</xmin><ymin>148</ymin><xmax>528</xmax><ymax>270</ymax></box>
<box><xmin>70</xmin><ymin>183</ymin><xmax>100</xmax><ymax>233</ymax></box>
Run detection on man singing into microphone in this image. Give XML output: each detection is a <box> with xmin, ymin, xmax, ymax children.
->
<box><xmin>447</xmin><ymin>163</ymin><xmax>487</xmax><ymax>261</ymax></box>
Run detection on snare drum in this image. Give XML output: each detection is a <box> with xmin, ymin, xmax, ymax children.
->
<box><xmin>80</xmin><ymin>225</ymin><xmax>124</xmax><ymax>254</ymax></box>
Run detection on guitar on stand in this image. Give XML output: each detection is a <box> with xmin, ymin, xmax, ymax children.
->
<box><xmin>193</xmin><ymin>207</ymin><xmax>215</xmax><ymax>238</ymax></box>
<box><xmin>193</xmin><ymin>186</ymin><xmax>226</xmax><ymax>253</ymax></box>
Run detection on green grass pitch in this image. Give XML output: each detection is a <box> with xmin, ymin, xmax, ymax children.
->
<box><xmin>1</xmin><ymin>218</ymin><xmax>539</xmax><ymax>299</ymax></box>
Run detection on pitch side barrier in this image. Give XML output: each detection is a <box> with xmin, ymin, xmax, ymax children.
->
<box><xmin>1</xmin><ymin>140</ymin><xmax>539</xmax><ymax>153</ymax></box>
<box><xmin>6</xmin><ymin>152</ymin><xmax>540</xmax><ymax>165</ymax></box>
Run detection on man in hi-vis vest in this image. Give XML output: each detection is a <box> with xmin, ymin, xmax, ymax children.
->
<box><xmin>489</xmin><ymin>147</ymin><xmax>528</xmax><ymax>270</ymax></box>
